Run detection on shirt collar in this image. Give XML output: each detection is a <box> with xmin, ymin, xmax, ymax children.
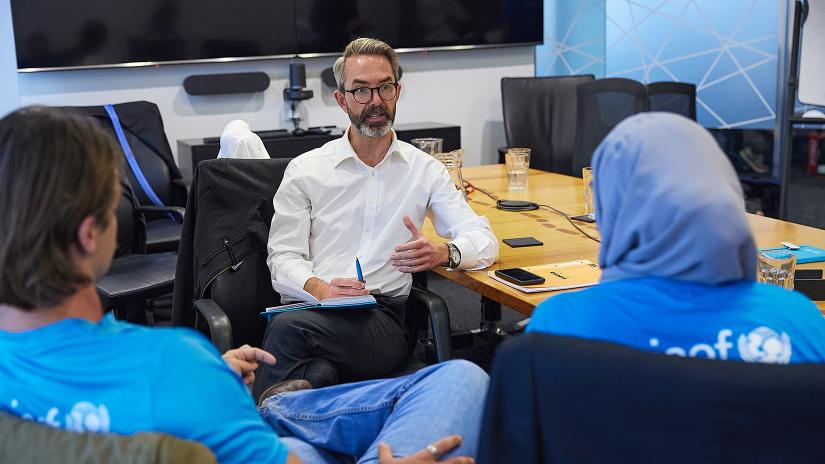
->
<box><xmin>333</xmin><ymin>127</ymin><xmax>408</xmax><ymax>168</ymax></box>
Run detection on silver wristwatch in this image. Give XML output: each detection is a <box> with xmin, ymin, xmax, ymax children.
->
<box><xmin>445</xmin><ymin>242</ymin><xmax>461</xmax><ymax>269</ymax></box>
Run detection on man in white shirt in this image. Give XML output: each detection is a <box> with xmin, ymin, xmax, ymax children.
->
<box><xmin>255</xmin><ymin>38</ymin><xmax>498</xmax><ymax>396</ymax></box>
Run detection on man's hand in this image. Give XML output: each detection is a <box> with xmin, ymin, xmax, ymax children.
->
<box><xmin>378</xmin><ymin>435</ymin><xmax>474</xmax><ymax>464</ymax></box>
<box><xmin>221</xmin><ymin>345</ymin><xmax>276</xmax><ymax>387</ymax></box>
<box><xmin>304</xmin><ymin>277</ymin><xmax>369</xmax><ymax>301</ymax></box>
<box><xmin>391</xmin><ymin>216</ymin><xmax>450</xmax><ymax>273</ymax></box>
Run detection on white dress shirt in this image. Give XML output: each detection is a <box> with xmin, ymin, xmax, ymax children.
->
<box><xmin>267</xmin><ymin>129</ymin><xmax>499</xmax><ymax>298</ymax></box>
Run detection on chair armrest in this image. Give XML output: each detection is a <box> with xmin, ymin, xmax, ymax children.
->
<box><xmin>498</xmin><ymin>146</ymin><xmax>509</xmax><ymax>164</ymax></box>
<box><xmin>409</xmin><ymin>286</ymin><xmax>453</xmax><ymax>361</ymax></box>
<box><xmin>193</xmin><ymin>299</ymin><xmax>233</xmax><ymax>353</ymax></box>
<box><xmin>513</xmin><ymin>318</ymin><xmax>530</xmax><ymax>333</ymax></box>
<box><xmin>136</xmin><ymin>205</ymin><xmax>185</xmax><ymax>223</ymax></box>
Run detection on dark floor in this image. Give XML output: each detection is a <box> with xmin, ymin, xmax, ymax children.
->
<box><xmin>426</xmin><ymin>273</ymin><xmax>527</xmax><ymax>333</ymax></box>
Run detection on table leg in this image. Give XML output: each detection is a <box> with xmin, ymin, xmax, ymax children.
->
<box><xmin>479</xmin><ymin>296</ymin><xmax>504</xmax><ymax>336</ymax></box>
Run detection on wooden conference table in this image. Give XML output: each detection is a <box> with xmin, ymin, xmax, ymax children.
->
<box><xmin>422</xmin><ymin>165</ymin><xmax>825</xmax><ymax>317</ymax></box>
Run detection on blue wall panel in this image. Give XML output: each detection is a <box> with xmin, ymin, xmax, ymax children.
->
<box><xmin>538</xmin><ymin>0</ymin><xmax>780</xmax><ymax>129</ymax></box>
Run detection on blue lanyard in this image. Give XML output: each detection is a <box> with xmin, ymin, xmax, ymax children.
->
<box><xmin>104</xmin><ymin>104</ymin><xmax>166</xmax><ymax>208</ymax></box>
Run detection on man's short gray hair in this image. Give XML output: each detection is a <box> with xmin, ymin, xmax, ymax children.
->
<box><xmin>333</xmin><ymin>38</ymin><xmax>400</xmax><ymax>90</ymax></box>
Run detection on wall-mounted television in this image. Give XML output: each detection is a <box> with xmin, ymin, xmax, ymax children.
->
<box><xmin>11</xmin><ymin>0</ymin><xmax>543</xmax><ymax>72</ymax></box>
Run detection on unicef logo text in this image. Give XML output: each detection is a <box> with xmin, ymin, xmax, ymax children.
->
<box><xmin>649</xmin><ymin>326</ymin><xmax>792</xmax><ymax>364</ymax></box>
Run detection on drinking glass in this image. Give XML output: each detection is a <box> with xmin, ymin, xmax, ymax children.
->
<box><xmin>582</xmin><ymin>167</ymin><xmax>596</xmax><ymax>221</ymax></box>
<box><xmin>433</xmin><ymin>149</ymin><xmax>468</xmax><ymax>200</ymax></box>
<box><xmin>505</xmin><ymin>148</ymin><xmax>530</xmax><ymax>191</ymax></box>
<box><xmin>411</xmin><ymin>138</ymin><xmax>443</xmax><ymax>155</ymax></box>
<box><xmin>756</xmin><ymin>250</ymin><xmax>797</xmax><ymax>290</ymax></box>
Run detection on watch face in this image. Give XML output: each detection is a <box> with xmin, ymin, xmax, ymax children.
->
<box><xmin>449</xmin><ymin>244</ymin><xmax>461</xmax><ymax>267</ymax></box>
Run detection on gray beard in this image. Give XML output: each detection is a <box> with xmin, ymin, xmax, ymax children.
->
<box><xmin>354</xmin><ymin>119</ymin><xmax>393</xmax><ymax>137</ymax></box>
<box><xmin>348</xmin><ymin>106</ymin><xmax>395</xmax><ymax>138</ymax></box>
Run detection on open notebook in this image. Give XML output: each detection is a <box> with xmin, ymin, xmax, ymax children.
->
<box><xmin>488</xmin><ymin>260</ymin><xmax>601</xmax><ymax>293</ymax></box>
<box><xmin>260</xmin><ymin>280</ymin><xmax>378</xmax><ymax>319</ymax></box>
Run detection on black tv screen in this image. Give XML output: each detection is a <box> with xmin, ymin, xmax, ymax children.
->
<box><xmin>12</xmin><ymin>0</ymin><xmax>297</xmax><ymax>70</ymax></box>
<box><xmin>296</xmin><ymin>0</ymin><xmax>543</xmax><ymax>54</ymax></box>
<box><xmin>11</xmin><ymin>0</ymin><xmax>542</xmax><ymax>71</ymax></box>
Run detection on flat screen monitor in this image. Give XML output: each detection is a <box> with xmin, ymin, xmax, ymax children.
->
<box><xmin>11</xmin><ymin>0</ymin><xmax>297</xmax><ymax>71</ymax></box>
<box><xmin>296</xmin><ymin>0</ymin><xmax>544</xmax><ymax>55</ymax></box>
<box><xmin>11</xmin><ymin>0</ymin><xmax>542</xmax><ymax>71</ymax></box>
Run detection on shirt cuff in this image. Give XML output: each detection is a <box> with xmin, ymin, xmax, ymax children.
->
<box><xmin>450</xmin><ymin>236</ymin><xmax>479</xmax><ymax>271</ymax></box>
<box><xmin>277</xmin><ymin>262</ymin><xmax>316</xmax><ymax>293</ymax></box>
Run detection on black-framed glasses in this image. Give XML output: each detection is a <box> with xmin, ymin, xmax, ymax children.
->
<box><xmin>342</xmin><ymin>82</ymin><xmax>399</xmax><ymax>104</ymax></box>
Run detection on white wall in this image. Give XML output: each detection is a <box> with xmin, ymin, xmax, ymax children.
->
<box><xmin>0</xmin><ymin>0</ymin><xmax>20</xmax><ymax>117</ymax></box>
<box><xmin>18</xmin><ymin>46</ymin><xmax>534</xmax><ymax>167</ymax></box>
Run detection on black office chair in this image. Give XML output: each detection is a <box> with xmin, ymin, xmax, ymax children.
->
<box><xmin>59</xmin><ymin>101</ymin><xmax>187</xmax><ymax>253</ymax></box>
<box><xmin>648</xmin><ymin>81</ymin><xmax>697</xmax><ymax>120</ymax></box>
<box><xmin>193</xmin><ymin>250</ymin><xmax>453</xmax><ymax>366</ymax></box>
<box><xmin>571</xmin><ymin>78</ymin><xmax>649</xmax><ymax>176</ymax></box>
<box><xmin>500</xmin><ymin>75</ymin><xmax>595</xmax><ymax>175</ymax></box>
<box><xmin>97</xmin><ymin>179</ymin><xmax>177</xmax><ymax>322</ymax></box>
<box><xmin>479</xmin><ymin>333</ymin><xmax>825</xmax><ymax>464</ymax></box>
<box><xmin>172</xmin><ymin>159</ymin><xmax>453</xmax><ymax>364</ymax></box>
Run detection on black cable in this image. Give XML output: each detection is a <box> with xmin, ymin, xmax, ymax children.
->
<box><xmin>536</xmin><ymin>204</ymin><xmax>601</xmax><ymax>243</ymax></box>
<box><xmin>466</xmin><ymin>181</ymin><xmax>601</xmax><ymax>243</ymax></box>
<box><xmin>467</xmin><ymin>182</ymin><xmax>499</xmax><ymax>202</ymax></box>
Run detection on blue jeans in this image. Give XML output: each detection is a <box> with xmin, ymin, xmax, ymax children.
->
<box><xmin>259</xmin><ymin>360</ymin><xmax>489</xmax><ymax>463</ymax></box>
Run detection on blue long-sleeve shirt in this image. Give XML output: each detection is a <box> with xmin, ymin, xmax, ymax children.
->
<box><xmin>0</xmin><ymin>314</ymin><xmax>288</xmax><ymax>464</ymax></box>
<box><xmin>528</xmin><ymin>277</ymin><xmax>825</xmax><ymax>364</ymax></box>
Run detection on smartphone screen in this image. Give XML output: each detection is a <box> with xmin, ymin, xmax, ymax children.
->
<box><xmin>495</xmin><ymin>268</ymin><xmax>545</xmax><ymax>285</ymax></box>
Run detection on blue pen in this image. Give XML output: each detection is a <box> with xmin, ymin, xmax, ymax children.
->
<box><xmin>355</xmin><ymin>257</ymin><xmax>365</xmax><ymax>283</ymax></box>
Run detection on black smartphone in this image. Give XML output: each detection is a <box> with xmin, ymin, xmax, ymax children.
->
<box><xmin>570</xmin><ymin>214</ymin><xmax>596</xmax><ymax>223</ymax></box>
<box><xmin>495</xmin><ymin>268</ymin><xmax>546</xmax><ymax>285</ymax></box>
<box><xmin>503</xmin><ymin>237</ymin><xmax>544</xmax><ymax>248</ymax></box>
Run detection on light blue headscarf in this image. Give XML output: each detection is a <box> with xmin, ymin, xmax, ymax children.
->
<box><xmin>592</xmin><ymin>112</ymin><xmax>756</xmax><ymax>284</ymax></box>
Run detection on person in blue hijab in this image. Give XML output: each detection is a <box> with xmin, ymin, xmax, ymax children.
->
<box><xmin>527</xmin><ymin>112</ymin><xmax>825</xmax><ymax>364</ymax></box>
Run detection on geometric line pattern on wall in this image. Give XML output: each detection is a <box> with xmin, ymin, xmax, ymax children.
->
<box><xmin>536</xmin><ymin>0</ymin><xmax>606</xmax><ymax>78</ymax></box>
<box><xmin>538</xmin><ymin>0</ymin><xmax>780</xmax><ymax>129</ymax></box>
<box><xmin>606</xmin><ymin>0</ymin><xmax>778</xmax><ymax>128</ymax></box>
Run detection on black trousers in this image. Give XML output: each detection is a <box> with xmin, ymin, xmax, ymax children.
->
<box><xmin>252</xmin><ymin>296</ymin><xmax>409</xmax><ymax>398</ymax></box>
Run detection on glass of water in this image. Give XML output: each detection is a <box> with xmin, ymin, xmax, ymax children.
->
<box><xmin>433</xmin><ymin>149</ymin><xmax>468</xmax><ymax>200</ymax></box>
<box><xmin>756</xmin><ymin>250</ymin><xmax>797</xmax><ymax>290</ymax></box>
<box><xmin>582</xmin><ymin>167</ymin><xmax>596</xmax><ymax>221</ymax></box>
<box><xmin>505</xmin><ymin>148</ymin><xmax>530</xmax><ymax>191</ymax></box>
<box><xmin>411</xmin><ymin>138</ymin><xmax>443</xmax><ymax>155</ymax></box>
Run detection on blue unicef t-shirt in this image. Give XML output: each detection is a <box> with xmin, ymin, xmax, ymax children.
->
<box><xmin>0</xmin><ymin>314</ymin><xmax>288</xmax><ymax>464</ymax></box>
<box><xmin>527</xmin><ymin>277</ymin><xmax>825</xmax><ymax>364</ymax></box>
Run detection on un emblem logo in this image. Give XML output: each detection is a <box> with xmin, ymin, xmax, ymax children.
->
<box><xmin>737</xmin><ymin>326</ymin><xmax>792</xmax><ymax>364</ymax></box>
<box><xmin>65</xmin><ymin>402</ymin><xmax>110</xmax><ymax>433</ymax></box>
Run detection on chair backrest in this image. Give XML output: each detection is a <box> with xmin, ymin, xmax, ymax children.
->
<box><xmin>205</xmin><ymin>250</ymin><xmax>281</xmax><ymax>349</ymax></box>
<box><xmin>572</xmin><ymin>78</ymin><xmax>649</xmax><ymax>175</ymax></box>
<box><xmin>648</xmin><ymin>81</ymin><xmax>697</xmax><ymax>120</ymax></box>
<box><xmin>501</xmin><ymin>75</ymin><xmax>595</xmax><ymax>175</ymax></box>
<box><xmin>173</xmin><ymin>158</ymin><xmax>291</xmax><ymax>337</ymax></box>
<box><xmin>59</xmin><ymin>101</ymin><xmax>184</xmax><ymax>207</ymax></box>
<box><xmin>114</xmin><ymin>178</ymin><xmax>147</xmax><ymax>258</ymax></box>
<box><xmin>479</xmin><ymin>333</ymin><xmax>825</xmax><ymax>464</ymax></box>
<box><xmin>0</xmin><ymin>411</ymin><xmax>216</xmax><ymax>464</ymax></box>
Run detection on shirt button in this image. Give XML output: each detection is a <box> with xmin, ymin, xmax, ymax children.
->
<box><xmin>370</xmin><ymin>172</ymin><xmax>375</xmax><ymax>176</ymax></box>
